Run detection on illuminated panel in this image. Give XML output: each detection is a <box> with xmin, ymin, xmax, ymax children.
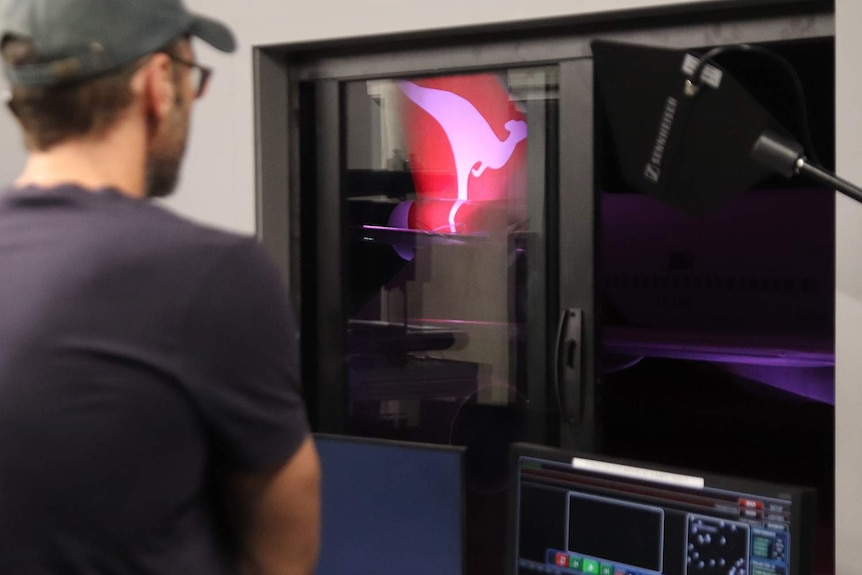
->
<box><xmin>396</xmin><ymin>74</ymin><xmax>528</xmax><ymax>234</ymax></box>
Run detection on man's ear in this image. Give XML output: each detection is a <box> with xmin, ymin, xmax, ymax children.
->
<box><xmin>3</xmin><ymin>90</ymin><xmax>20</xmax><ymax>120</ymax></box>
<box><xmin>132</xmin><ymin>53</ymin><xmax>175</xmax><ymax>121</ymax></box>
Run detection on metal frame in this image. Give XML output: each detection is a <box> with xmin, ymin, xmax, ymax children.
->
<box><xmin>309</xmin><ymin>80</ymin><xmax>346</xmax><ymax>432</ymax></box>
<box><xmin>266</xmin><ymin>1</ymin><xmax>831</xmax><ymax>82</ymax></box>
<box><xmin>253</xmin><ymin>0</ymin><xmax>834</xmax><ymax>443</ymax></box>
<box><xmin>558</xmin><ymin>58</ymin><xmax>596</xmax><ymax>450</ymax></box>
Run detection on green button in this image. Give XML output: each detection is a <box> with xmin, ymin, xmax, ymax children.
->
<box><xmin>583</xmin><ymin>559</ymin><xmax>599</xmax><ymax>574</ymax></box>
<box><xmin>600</xmin><ymin>564</ymin><xmax>614</xmax><ymax>575</ymax></box>
<box><xmin>569</xmin><ymin>556</ymin><xmax>583</xmax><ymax>570</ymax></box>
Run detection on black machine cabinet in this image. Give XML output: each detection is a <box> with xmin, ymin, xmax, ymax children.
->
<box><xmin>256</xmin><ymin>2</ymin><xmax>836</xmax><ymax>574</ymax></box>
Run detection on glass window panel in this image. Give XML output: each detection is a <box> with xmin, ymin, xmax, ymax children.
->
<box><xmin>342</xmin><ymin>68</ymin><xmax>558</xmax><ymax>444</ymax></box>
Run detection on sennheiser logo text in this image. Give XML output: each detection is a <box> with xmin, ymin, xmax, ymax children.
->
<box><xmin>644</xmin><ymin>96</ymin><xmax>678</xmax><ymax>184</ymax></box>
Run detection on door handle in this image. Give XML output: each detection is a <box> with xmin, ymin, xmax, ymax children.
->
<box><xmin>554</xmin><ymin>308</ymin><xmax>583</xmax><ymax>424</ymax></box>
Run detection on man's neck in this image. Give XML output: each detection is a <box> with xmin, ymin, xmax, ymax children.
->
<box><xmin>15</xmin><ymin>128</ymin><xmax>147</xmax><ymax>199</ymax></box>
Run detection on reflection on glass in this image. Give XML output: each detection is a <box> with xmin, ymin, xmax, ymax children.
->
<box><xmin>596</xmin><ymin>39</ymin><xmax>834</xmax><ymax>573</ymax></box>
<box><xmin>344</xmin><ymin>69</ymin><xmax>557</xmax><ymax>449</ymax></box>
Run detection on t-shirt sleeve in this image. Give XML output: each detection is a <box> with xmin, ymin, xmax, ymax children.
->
<box><xmin>178</xmin><ymin>238</ymin><xmax>309</xmax><ymax>471</ymax></box>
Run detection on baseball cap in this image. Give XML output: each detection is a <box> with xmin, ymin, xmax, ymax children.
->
<box><xmin>0</xmin><ymin>0</ymin><xmax>235</xmax><ymax>87</ymax></box>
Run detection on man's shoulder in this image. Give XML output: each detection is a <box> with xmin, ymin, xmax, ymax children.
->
<box><xmin>133</xmin><ymin>198</ymin><xmax>251</xmax><ymax>248</ymax></box>
<box><xmin>1</xmin><ymin>183</ymin><xmax>273</xmax><ymax>288</ymax></box>
<box><xmin>132</xmin><ymin>204</ymin><xmax>280</xmax><ymax>296</ymax></box>
<box><xmin>104</xmin><ymin>193</ymin><xmax>261</xmax><ymax>265</ymax></box>
<box><xmin>2</xmin><ymin>183</ymin><xmax>255</xmax><ymax>254</ymax></box>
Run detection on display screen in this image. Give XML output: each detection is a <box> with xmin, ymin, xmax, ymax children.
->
<box><xmin>315</xmin><ymin>434</ymin><xmax>465</xmax><ymax>575</ymax></box>
<box><xmin>509</xmin><ymin>444</ymin><xmax>815</xmax><ymax>575</ymax></box>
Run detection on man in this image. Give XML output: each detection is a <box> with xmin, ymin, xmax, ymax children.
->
<box><xmin>0</xmin><ymin>1</ymin><xmax>320</xmax><ymax>574</ymax></box>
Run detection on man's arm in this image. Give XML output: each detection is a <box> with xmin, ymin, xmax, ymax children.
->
<box><xmin>230</xmin><ymin>437</ymin><xmax>321</xmax><ymax>575</ymax></box>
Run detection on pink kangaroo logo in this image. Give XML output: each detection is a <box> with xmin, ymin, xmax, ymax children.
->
<box><xmin>397</xmin><ymin>80</ymin><xmax>528</xmax><ymax>232</ymax></box>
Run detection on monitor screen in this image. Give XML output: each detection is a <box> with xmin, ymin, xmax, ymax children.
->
<box><xmin>315</xmin><ymin>434</ymin><xmax>466</xmax><ymax>575</ymax></box>
<box><xmin>507</xmin><ymin>444</ymin><xmax>815</xmax><ymax>575</ymax></box>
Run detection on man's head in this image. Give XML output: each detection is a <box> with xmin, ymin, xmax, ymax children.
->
<box><xmin>0</xmin><ymin>0</ymin><xmax>235</xmax><ymax>197</ymax></box>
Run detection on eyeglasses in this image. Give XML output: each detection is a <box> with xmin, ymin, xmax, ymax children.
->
<box><xmin>165</xmin><ymin>54</ymin><xmax>212</xmax><ymax>100</ymax></box>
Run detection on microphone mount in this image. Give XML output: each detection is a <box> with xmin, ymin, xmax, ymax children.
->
<box><xmin>685</xmin><ymin>44</ymin><xmax>862</xmax><ymax>205</ymax></box>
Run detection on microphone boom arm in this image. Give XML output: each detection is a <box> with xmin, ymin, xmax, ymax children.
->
<box><xmin>751</xmin><ymin>130</ymin><xmax>862</xmax><ymax>205</ymax></box>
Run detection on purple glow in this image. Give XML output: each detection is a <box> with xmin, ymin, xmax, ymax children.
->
<box><xmin>604</xmin><ymin>328</ymin><xmax>834</xmax><ymax>368</ymax></box>
<box><xmin>386</xmin><ymin>201</ymin><xmax>415</xmax><ymax>261</ymax></box>
<box><xmin>719</xmin><ymin>363</ymin><xmax>834</xmax><ymax>405</ymax></box>
<box><xmin>601</xmin><ymin>190</ymin><xmax>833</xmax><ymax>334</ymax></box>
<box><xmin>603</xmin><ymin>344</ymin><xmax>833</xmax><ymax>368</ymax></box>
<box><xmin>603</xmin><ymin>328</ymin><xmax>835</xmax><ymax>404</ymax></box>
<box><xmin>388</xmin><ymin>201</ymin><xmax>412</xmax><ymax>229</ymax></box>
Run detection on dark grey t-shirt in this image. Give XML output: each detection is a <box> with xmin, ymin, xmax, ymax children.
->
<box><xmin>0</xmin><ymin>185</ymin><xmax>309</xmax><ymax>574</ymax></box>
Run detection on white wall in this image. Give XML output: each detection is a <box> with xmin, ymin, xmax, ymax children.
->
<box><xmin>0</xmin><ymin>95</ymin><xmax>26</xmax><ymax>187</ymax></box>
<box><xmin>834</xmin><ymin>1</ymin><xmax>862</xmax><ymax>573</ymax></box>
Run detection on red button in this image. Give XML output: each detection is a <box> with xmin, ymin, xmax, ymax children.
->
<box><xmin>556</xmin><ymin>553</ymin><xmax>569</xmax><ymax>567</ymax></box>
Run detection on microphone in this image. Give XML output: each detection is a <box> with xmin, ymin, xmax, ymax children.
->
<box><xmin>751</xmin><ymin>129</ymin><xmax>862</xmax><ymax>204</ymax></box>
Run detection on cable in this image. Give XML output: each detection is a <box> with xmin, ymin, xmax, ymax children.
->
<box><xmin>686</xmin><ymin>43</ymin><xmax>821</xmax><ymax>166</ymax></box>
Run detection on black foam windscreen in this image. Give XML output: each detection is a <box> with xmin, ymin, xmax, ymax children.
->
<box><xmin>592</xmin><ymin>40</ymin><xmax>798</xmax><ymax>213</ymax></box>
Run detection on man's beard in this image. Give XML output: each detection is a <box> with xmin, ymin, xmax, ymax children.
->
<box><xmin>144</xmin><ymin>102</ymin><xmax>190</xmax><ymax>199</ymax></box>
